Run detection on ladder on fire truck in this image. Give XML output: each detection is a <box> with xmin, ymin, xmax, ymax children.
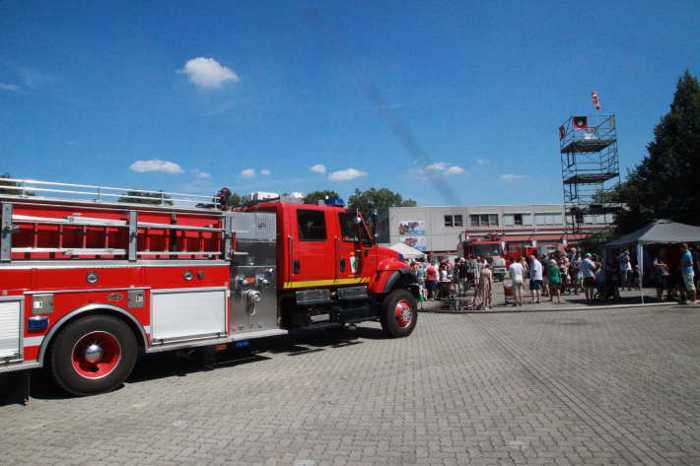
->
<box><xmin>0</xmin><ymin>178</ymin><xmax>233</xmax><ymax>262</ymax></box>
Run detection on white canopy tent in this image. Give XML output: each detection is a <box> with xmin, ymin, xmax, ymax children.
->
<box><xmin>605</xmin><ymin>219</ymin><xmax>700</xmax><ymax>303</ymax></box>
<box><xmin>389</xmin><ymin>242</ymin><xmax>426</xmax><ymax>260</ymax></box>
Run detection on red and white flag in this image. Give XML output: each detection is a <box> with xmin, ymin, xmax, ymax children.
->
<box><xmin>591</xmin><ymin>90</ymin><xmax>601</xmax><ymax>111</ymax></box>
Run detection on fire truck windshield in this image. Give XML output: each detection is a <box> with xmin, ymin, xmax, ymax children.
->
<box><xmin>472</xmin><ymin>244</ymin><xmax>502</xmax><ymax>257</ymax></box>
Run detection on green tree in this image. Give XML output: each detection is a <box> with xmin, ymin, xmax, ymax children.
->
<box><xmin>613</xmin><ymin>70</ymin><xmax>700</xmax><ymax>233</ymax></box>
<box><xmin>348</xmin><ymin>188</ymin><xmax>417</xmax><ymax>242</ymax></box>
<box><xmin>118</xmin><ymin>190</ymin><xmax>173</xmax><ymax>206</ymax></box>
<box><xmin>304</xmin><ymin>190</ymin><xmax>339</xmax><ymax>205</ymax></box>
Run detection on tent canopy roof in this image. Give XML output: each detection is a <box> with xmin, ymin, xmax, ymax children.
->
<box><xmin>389</xmin><ymin>242</ymin><xmax>426</xmax><ymax>259</ymax></box>
<box><xmin>606</xmin><ymin>219</ymin><xmax>700</xmax><ymax>247</ymax></box>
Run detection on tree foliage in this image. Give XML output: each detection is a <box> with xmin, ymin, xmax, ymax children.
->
<box><xmin>348</xmin><ymin>187</ymin><xmax>416</xmax><ymax>217</ymax></box>
<box><xmin>348</xmin><ymin>188</ymin><xmax>417</xmax><ymax>243</ymax></box>
<box><xmin>118</xmin><ymin>190</ymin><xmax>173</xmax><ymax>206</ymax></box>
<box><xmin>613</xmin><ymin>70</ymin><xmax>700</xmax><ymax>233</ymax></box>
<box><xmin>304</xmin><ymin>190</ymin><xmax>339</xmax><ymax>205</ymax></box>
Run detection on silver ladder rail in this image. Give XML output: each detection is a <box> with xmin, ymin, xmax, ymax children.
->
<box><xmin>0</xmin><ymin>178</ymin><xmax>219</xmax><ymax>208</ymax></box>
<box><xmin>0</xmin><ymin>200</ymin><xmax>233</xmax><ymax>263</ymax></box>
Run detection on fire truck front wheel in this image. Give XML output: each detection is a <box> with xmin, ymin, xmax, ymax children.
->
<box><xmin>380</xmin><ymin>289</ymin><xmax>418</xmax><ymax>338</ymax></box>
<box><xmin>49</xmin><ymin>315</ymin><xmax>138</xmax><ymax>396</ymax></box>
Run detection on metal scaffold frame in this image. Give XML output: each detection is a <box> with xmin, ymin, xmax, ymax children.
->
<box><xmin>559</xmin><ymin>114</ymin><xmax>621</xmax><ymax>232</ymax></box>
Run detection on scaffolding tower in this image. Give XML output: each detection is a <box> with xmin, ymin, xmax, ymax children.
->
<box><xmin>559</xmin><ymin>114</ymin><xmax>621</xmax><ymax>232</ymax></box>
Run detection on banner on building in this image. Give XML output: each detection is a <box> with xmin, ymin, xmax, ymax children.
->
<box><xmin>400</xmin><ymin>235</ymin><xmax>427</xmax><ymax>251</ymax></box>
<box><xmin>398</xmin><ymin>220</ymin><xmax>425</xmax><ymax>236</ymax></box>
<box><xmin>398</xmin><ymin>221</ymin><xmax>427</xmax><ymax>251</ymax></box>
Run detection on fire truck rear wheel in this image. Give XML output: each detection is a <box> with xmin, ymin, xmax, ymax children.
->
<box><xmin>49</xmin><ymin>315</ymin><xmax>138</xmax><ymax>396</ymax></box>
<box><xmin>380</xmin><ymin>289</ymin><xmax>418</xmax><ymax>338</ymax></box>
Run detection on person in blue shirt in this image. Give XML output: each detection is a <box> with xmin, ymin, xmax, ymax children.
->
<box><xmin>680</xmin><ymin>243</ymin><xmax>697</xmax><ymax>304</ymax></box>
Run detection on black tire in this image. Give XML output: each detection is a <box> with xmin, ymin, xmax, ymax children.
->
<box><xmin>380</xmin><ymin>289</ymin><xmax>418</xmax><ymax>338</ymax></box>
<box><xmin>49</xmin><ymin>314</ymin><xmax>138</xmax><ymax>396</ymax></box>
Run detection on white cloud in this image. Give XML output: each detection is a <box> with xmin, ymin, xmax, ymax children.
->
<box><xmin>0</xmin><ymin>83</ymin><xmax>20</xmax><ymax>92</ymax></box>
<box><xmin>476</xmin><ymin>158</ymin><xmax>488</xmax><ymax>165</ymax></box>
<box><xmin>500</xmin><ymin>173</ymin><xmax>528</xmax><ymax>182</ymax></box>
<box><xmin>424</xmin><ymin>162</ymin><xmax>448</xmax><ymax>172</ymax></box>
<box><xmin>191</xmin><ymin>169</ymin><xmax>211</xmax><ymax>179</ymax></box>
<box><xmin>310</xmin><ymin>164</ymin><xmax>327</xmax><ymax>174</ymax></box>
<box><xmin>260</xmin><ymin>169</ymin><xmax>271</xmax><ymax>176</ymax></box>
<box><xmin>179</xmin><ymin>57</ymin><xmax>239</xmax><ymax>89</ymax></box>
<box><xmin>419</xmin><ymin>161</ymin><xmax>465</xmax><ymax>177</ymax></box>
<box><xmin>240</xmin><ymin>168</ymin><xmax>256</xmax><ymax>178</ymax></box>
<box><xmin>328</xmin><ymin>168</ymin><xmax>368</xmax><ymax>181</ymax></box>
<box><xmin>130</xmin><ymin>159</ymin><xmax>184</xmax><ymax>174</ymax></box>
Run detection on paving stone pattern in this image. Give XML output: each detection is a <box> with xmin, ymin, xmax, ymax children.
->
<box><xmin>1</xmin><ymin>305</ymin><xmax>699</xmax><ymax>465</ymax></box>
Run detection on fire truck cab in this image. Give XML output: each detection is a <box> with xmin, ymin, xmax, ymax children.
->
<box><xmin>459</xmin><ymin>235</ymin><xmax>507</xmax><ymax>281</ymax></box>
<box><xmin>0</xmin><ymin>179</ymin><xmax>418</xmax><ymax>396</ymax></box>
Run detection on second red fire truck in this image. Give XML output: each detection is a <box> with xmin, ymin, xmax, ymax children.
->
<box><xmin>0</xmin><ymin>179</ymin><xmax>419</xmax><ymax>396</ymax></box>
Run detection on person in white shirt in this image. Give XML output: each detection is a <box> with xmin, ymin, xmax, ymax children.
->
<box><xmin>580</xmin><ymin>253</ymin><xmax>598</xmax><ymax>303</ymax></box>
<box><xmin>529</xmin><ymin>255</ymin><xmax>543</xmax><ymax>304</ymax></box>
<box><xmin>508</xmin><ymin>260</ymin><xmax>524</xmax><ymax>306</ymax></box>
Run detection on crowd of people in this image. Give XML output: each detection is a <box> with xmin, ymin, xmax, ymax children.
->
<box><xmin>407</xmin><ymin>242</ymin><xmax>700</xmax><ymax>309</ymax></box>
<box><xmin>651</xmin><ymin>243</ymin><xmax>698</xmax><ymax>304</ymax></box>
<box><xmin>506</xmin><ymin>248</ymin><xmax>602</xmax><ymax>306</ymax></box>
<box><xmin>507</xmin><ymin>245</ymin><xmax>698</xmax><ymax>306</ymax></box>
<box><xmin>409</xmin><ymin>256</ymin><xmax>494</xmax><ymax>309</ymax></box>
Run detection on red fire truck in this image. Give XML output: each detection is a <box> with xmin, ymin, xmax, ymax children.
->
<box><xmin>459</xmin><ymin>235</ymin><xmax>507</xmax><ymax>280</ymax></box>
<box><xmin>0</xmin><ymin>179</ymin><xmax>418</xmax><ymax>396</ymax></box>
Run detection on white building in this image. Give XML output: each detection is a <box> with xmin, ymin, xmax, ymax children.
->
<box><xmin>389</xmin><ymin>204</ymin><xmax>612</xmax><ymax>254</ymax></box>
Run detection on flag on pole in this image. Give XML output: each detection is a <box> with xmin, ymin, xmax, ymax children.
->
<box><xmin>591</xmin><ymin>90</ymin><xmax>601</xmax><ymax>111</ymax></box>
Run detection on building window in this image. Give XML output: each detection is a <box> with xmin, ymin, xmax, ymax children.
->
<box><xmin>534</xmin><ymin>213</ymin><xmax>563</xmax><ymax>225</ymax></box>
<box><xmin>471</xmin><ymin>214</ymin><xmax>498</xmax><ymax>227</ymax></box>
<box><xmin>454</xmin><ymin>215</ymin><xmax>463</xmax><ymax>227</ymax></box>
<box><xmin>504</xmin><ymin>213</ymin><xmax>532</xmax><ymax>226</ymax></box>
<box><xmin>444</xmin><ymin>215</ymin><xmax>453</xmax><ymax>227</ymax></box>
<box><xmin>297</xmin><ymin>209</ymin><xmax>327</xmax><ymax>241</ymax></box>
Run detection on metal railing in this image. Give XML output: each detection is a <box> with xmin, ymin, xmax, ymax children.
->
<box><xmin>0</xmin><ymin>178</ymin><xmax>219</xmax><ymax>208</ymax></box>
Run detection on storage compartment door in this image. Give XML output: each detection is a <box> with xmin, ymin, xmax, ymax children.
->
<box><xmin>0</xmin><ymin>298</ymin><xmax>22</xmax><ymax>361</ymax></box>
<box><xmin>151</xmin><ymin>288</ymin><xmax>227</xmax><ymax>343</ymax></box>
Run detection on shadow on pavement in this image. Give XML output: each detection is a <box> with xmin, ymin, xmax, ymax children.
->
<box><xmin>127</xmin><ymin>325</ymin><xmax>377</xmax><ymax>384</ymax></box>
<box><xmin>564</xmin><ymin>294</ymin><xmax>665</xmax><ymax>306</ymax></box>
<box><xmin>1</xmin><ymin>325</ymin><xmax>387</xmax><ymax>402</ymax></box>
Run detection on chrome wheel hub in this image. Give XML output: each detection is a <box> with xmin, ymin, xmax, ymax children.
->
<box><xmin>84</xmin><ymin>343</ymin><xmax>104</xmax><ymax>364</ymax></box>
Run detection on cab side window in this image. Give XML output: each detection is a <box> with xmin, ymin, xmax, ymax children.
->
<box><xmin>297</xmin><ymin>209</ymin><xmax>327</xmax><ymax>241</ymax></box>
<box><xmin>338</xmin><ymin>212</ymin><xmax>359</xmax><ymax>242</ymax></box>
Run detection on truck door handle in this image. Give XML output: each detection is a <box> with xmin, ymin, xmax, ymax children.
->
<box><xmin>339</xmin><ymin>258</ymin><xmax>346</xmax><ymax>272</ymax></box>
<box><xmin>293</xmin><ymin>260</ymin><xmax>301</xmax><ymax>274</ymax></box>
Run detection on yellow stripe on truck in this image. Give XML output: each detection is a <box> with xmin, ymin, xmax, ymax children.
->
<box><xmin>283</xmin><ymin>277</ymin><xmax>369</xmax><ymax>289</ymax></box>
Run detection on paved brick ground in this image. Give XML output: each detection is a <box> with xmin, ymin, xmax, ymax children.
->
<box><xmin>1</xmin><ymin>306</ymin><xmax>699</xmax><ymax>466</ymax></box>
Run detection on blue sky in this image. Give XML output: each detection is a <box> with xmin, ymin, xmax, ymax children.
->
<box><xmin>1</xmin><ymin>1</ymin><xmax>698</xmax><ymax>205</ymax></box>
